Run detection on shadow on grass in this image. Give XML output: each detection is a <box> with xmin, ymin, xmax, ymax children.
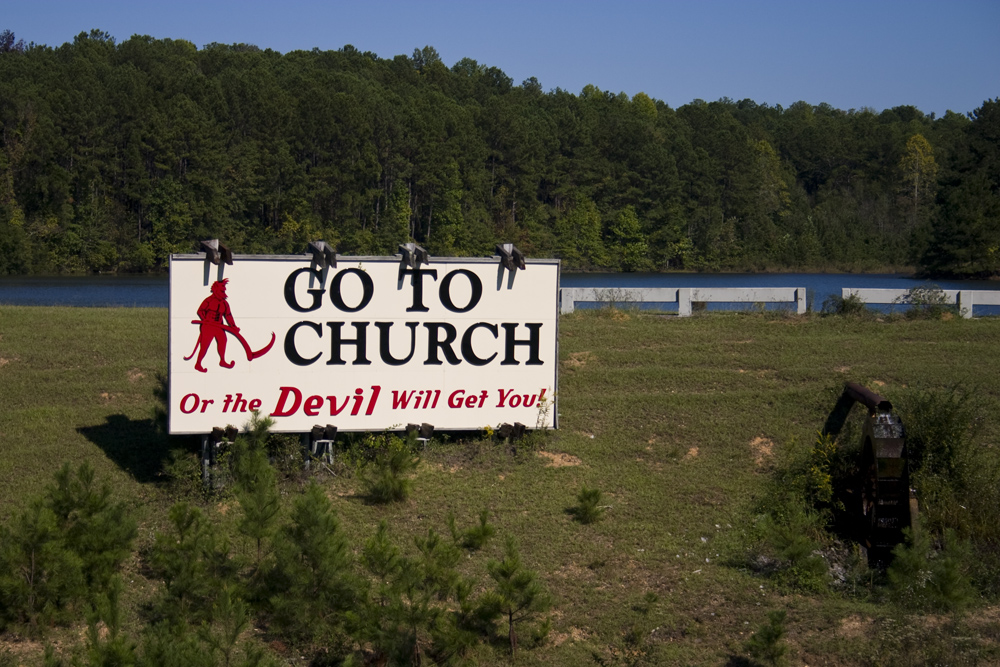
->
<box><xmin>77</xmin><ymin>414</ymin><xmax>174</xmax><ymax>484</ymax></box>
<box><xmin>723</xmin><ymin>657</ymin><xmax>755</xmax><ymax>667</ymax></box>
<box><xmin>77</xmin><ymin>373</ymin><xmax>189</xmax><ymax>484</ymax></box>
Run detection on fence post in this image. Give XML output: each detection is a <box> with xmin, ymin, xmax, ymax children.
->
<box><xmin>958</xmin><ymin>291</ymin><xmax>973</xmax><ymax>318</ymax></box>
<box><xmin>677</xmin><ymin>288</ymin><xmax>692</xmax><ymax>317</ymax></box>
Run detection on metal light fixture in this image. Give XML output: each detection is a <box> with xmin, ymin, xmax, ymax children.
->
<box><xmin>495</xmin><ymin>243</ymin><xmax>526</xmax><ymax>271</ymax></box>
<box><xmin>406</xmin><ymin>422</ymin><xmax>435</xmax><ymax>447</ymax></box>
<box><xmin>307</xmin><ymin>240</ymin><xmax>337</xmax><ymax>269</ymax></box>
<box><xmin>399</xmin><ymin>243</ymin><xmax>430</xmax><ymax>269</ymax></box>
<box><xmin>200</xmin><ymin>239</ymin><xmax>233</xmax><ymax>266</ymax></box>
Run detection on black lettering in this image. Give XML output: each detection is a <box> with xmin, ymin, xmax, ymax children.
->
<box><xmin>440</xmin><ymin>269</ymin><xmax>483</xmax><ymax>313</ymax></box>
<box><xmin>461</xmin><ymin>322</ymin><xmax>498</xmax><ymax>366</ymax></box>
<box><xmin>326</xmin><ymin>322</ymin><xmax>371</xmax><ymax>365</ymax></box>
<box><xmin>398</xmin><ymin>266</ymin><xmax>438</xmax><ymax>312</ymax></box>
<box><xmin>501</xmin><ymin>323</ymin><xmax>543</xmax><ymax>365</ymax></box>
<box><xmin>329</xmin><ymin>268</ymin><xmax>374</xmax><ymax>312</ymax></box>
<box><xmin>284</xmin><ymin>321</ymin><xmax>322</xmax><ymax>366</ymax></box>
<box><xmin>424</xmin><ymin>322</ymin><xmax>461</xmax><ymax>365</ymax></box>
<box><xmin>375</xmin><ymin>321</ymin><xmax>418</xmax><ymax>365</ymax></box>
<box><xmin>284</xmin><ymin>268</ymin><xmax>324</xmax><ymax>312</ymax></box>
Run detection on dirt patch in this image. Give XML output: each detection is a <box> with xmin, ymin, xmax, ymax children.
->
<box><xmin>835</xmin><ymin>366</ymin><xmax>851</xmax><ymax>373</ymax></box>
<box><xmin>0</xmin><ymin>357</ymin><xmax>10</xmax><ymax>368</ymax></box>
<box><xmin>683</xmin><ymin>447</ymin><xmax>699</xmax><ymax>460</ymax></box>
<box><xmin>128</xmin><ymin>368</ymin><xmax>145</xmax><ymax>382</ymax></box>
<box><xmin>537</xmin><ymin>451</ymin><xmax>582</xmax><ymax>467</ymax></box>
<box><xmin>837</xmin><ymin>614</ymin><xmax>869</xmax><ymax>639</ymax></box>
<box><xmin>563</xmin><ymin>351</ymin><xmax>594</xmax><ymax>368</ymax></box>
<box><xmin>749</xmin><ymin>437</ymin><xmax>775</xmax><ymax>467</ymax></box>
<box><xmin>872</xmin><ymin>380</ymin><xmax>886</xmax><ymax>387</ymax></box>
<box><xmin>100</xmin><ymin>392</ymin><xmax>114</xmax><ymax>402</ymax></box>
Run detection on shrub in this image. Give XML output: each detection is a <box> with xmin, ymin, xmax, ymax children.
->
<box><xmin>893</xmin><ymin>285</ymin><xmax>960</xmax><ymax>320</ymax></box>
<box><xmin>572</xmin><ymin>486</ymin><xmax>606</xmax><ymax>524</ymax></box>
<box><xmin>362</xmin><ymin>446</ymin><xmax>420</xmax><ymax>504</ymax></box>
<box><xmin>484</xmin><ymin>536</ymin><xmax>551</xmax><ymax>656</ymax></box>
<box><xmin>448</xmin><ymin>509</ymin><xmax>496</xmax><ymax>551</ymax></box>
<box><xmin>822</xmin><ymin>292</ymin><xmax>870</xmax><ymax>316</ymax></box>
<box><xmin>747</xmin><ymin>610</ymin><xmax>788</xmax><ymax>666</ymax></box>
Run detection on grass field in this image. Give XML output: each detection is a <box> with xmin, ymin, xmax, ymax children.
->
<box><xmin>2</xmin><ymin>304</ymin><xmax>1000</xmax><ymax>665</ymax></box>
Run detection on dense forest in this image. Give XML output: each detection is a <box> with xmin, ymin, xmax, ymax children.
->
<box><xmin>0</xmin><ymin>29</ymin><xmax>997</xmax><ymax>276</ymax></box>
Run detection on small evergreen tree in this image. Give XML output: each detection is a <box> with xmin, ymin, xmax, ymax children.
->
<box><xmin>234</xmin><ymin>447</ymin><xmax>281</xmax><ymax>569</ymax></box>
<box><xmin>267</xmin><ymin>483</ymin><xmax>358</xmax><ymax>646</ymax></box>
<box><xmin>151</xmin><ymin>503</ymin><xmax>236</xmax><ymax>624</ymax></box>
<box><xmin>84</xmin><ymin>575</ymin><xmax>137</xmax><ymax>666</ymax></box>
<box><xmin>572</xmin><ymin>486</ymin><xmax>605</xmax><ymax>524</ymax></box>
<box><xmin>484</xmin><ymin>536</ymin><xmax>551</xmax><ymax>656</ymax></box>
<box><xmin>447</xmin><ymin>509</ymin><xmax>496</xmax><ymax>551</ymax></box>
<box><xmin>0</xmin><ymin>498</ymin><xmax>85</xmax><ymax>631</ymax></box>
<box><xmin>46</xmin><ymin>462</ymin><xmax>137</xmax><ymax>593</ymax></box>
<box><xmin>746</xmin><ymin>609</ymin><xmax>788</xmax><ymax>667</ymax></box>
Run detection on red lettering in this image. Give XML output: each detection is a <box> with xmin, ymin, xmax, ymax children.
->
<box><xmin>448</xmin><ymin>389</ymin><xmax>466</xmax><ymax>408</ymax></box>
<box><xmin>271</xmin><ymin>386</ymin><xmax>302</xmax><ymax>417</ymax></box>
<box><xmin>180</xmin><ymin>393</ymin><xmax>200</xmax><ymax>414</ymax></box>
<box><xmin>392</xmin><ymin>390</ymin><xmax>416</xmax><ymax>409</ymax></box>
<box><xmin>365</xmin><ymin>385</ymin><xmax>381</xmax><ymax>415</ymax></box>
<box><xmin>496</xmin><ymin>388</ymin><xmax>514</xmax><ymax>407</ymax></box>
<box><xmin>304</xmin><ymin>395</ymin><xmax>323</xmax><ymax>416</ymax></box>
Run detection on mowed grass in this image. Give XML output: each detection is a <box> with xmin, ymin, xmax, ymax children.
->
<box><xmin>2</xmin><ymin>304</ymin><xmax>1000</xmax><ymax>665</ymax></box>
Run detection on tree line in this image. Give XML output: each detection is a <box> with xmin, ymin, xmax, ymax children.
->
<box><xmin>0</xmin><ymin>29</ymin><xmax>997</xmax><ymax>277</ymax></box>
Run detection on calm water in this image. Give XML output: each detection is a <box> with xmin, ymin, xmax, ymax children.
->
<box><xmin>1</xmin><ymin>272</ymin><xmax>999</xmax><ymax>314</ymax></box>
<box><xmin>0</xmin><ymin>275</ymin><xmax>169</xmax><ymax>307</ymax></box>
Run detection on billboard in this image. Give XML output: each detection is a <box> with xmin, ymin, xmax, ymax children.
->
<box><xmin>168</xmin><ymin>254</ymin><xmax>559</xmax><ymax>434</ymax></box>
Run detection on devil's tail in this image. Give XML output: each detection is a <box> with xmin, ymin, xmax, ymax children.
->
<box><xmin>183</xmin><ymin>337</ymin><xmax>201</xmax><ymax>361</ymax></box>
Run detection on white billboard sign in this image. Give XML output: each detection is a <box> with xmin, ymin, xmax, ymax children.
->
<box><xmin>168</xmin><ymin>254</ymin><xmax>559</xmax><ymax>434</ymax></box>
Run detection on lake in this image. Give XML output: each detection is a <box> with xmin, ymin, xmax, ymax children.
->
<box><xmin>1</xmin><ymin>272</ymin><xmax>998</xmax><ymax>314</ymax></box>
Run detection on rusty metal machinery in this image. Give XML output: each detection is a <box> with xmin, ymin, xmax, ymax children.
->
<box><xmin>824</xmin><ymin>383</ymin><xmax>918</xmax><ymax>566</ymax></box>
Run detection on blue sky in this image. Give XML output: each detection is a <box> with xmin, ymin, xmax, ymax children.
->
<box><xmin>5</xmin><ymin>1</ymin><xmax>998</xmax><ymax>116</ymax></box>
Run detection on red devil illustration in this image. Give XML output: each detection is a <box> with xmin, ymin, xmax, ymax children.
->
<box><xmin>184</xmin><ymin>279</ymin><xmax>275</xmax><ymax>372</ymax></box>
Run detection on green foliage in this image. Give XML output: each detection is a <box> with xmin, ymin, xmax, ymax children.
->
<box><xmin>0</xmin><ymin>499</ymin><xmax>85</xmax><ymax>631</ymax></box>
<box><xmin>150</xmin><ymin>503</ymin><xmax>236</xmax><ymax>624</ymax></box>
<box><xmin>484</xmin><ymin>536</ymin><xmax>551</xmax><ymax>656</ymax></box>
<box><xmin>266</xmin><ymin>482</ymin><xmax>357</xmax><ymax>644</ymax></box>
<box><xmin>232</xmin><ymin>413</ymin><xmax>281</xmax><ymax>568</ymax></box>
<box><xmin>572</xmin><ymin>486</ymin><xmax>606</xmax><ymax>524</ymax></box>
<box><xmin>361</xmin><ymin>445</ymin><xmax>420</xmax><ymax>504</ymax></box>
<box><xmin>447</xmin><ymin>509</ymin><xmax>496</xmax><ymax>551</ymax></box>
<box><xmin>0</xmin><ymin>32</ymin><xmax>993</xmax><ymax>276</ymax></box>
<box><xmin>46</xmin><ymin>462</ymin><xmax>138</xmax><ymax>592</ymax></box>
<box><xmin>806</xmin><ymin>432</ymin><xmax>837</xmax><ymax>507</ymax></box>
<box><xmin>887</xmin><ymin>529</ymin><xmax>976</xmax><ymax>612</ymax></box>
<box><xmin>0</xmin><ymin>463</ymin><xmax>135</xmax><ymax>633</ymax></box>
<box><xmin>756</xmin><ymin>505</ymin><xmax>829</xmax><ymax>592</ymax></box>
<box><xmin>893</xmin><ymin>285</ymin><xmax>960</xmax><ymax>319</ymax></box>
<box><xmin>822</xmin><ymin>293</ymin><xmax>870</xmax><ymax>316</ymax></box>
<box><xmin>746</xmin><ymin>610</ymin><xmax>788</xmax><ymax>667</ymax></box>
<box><xmin>83</xmin><ymin>575</ymin><xmax>138</xmax><ymax>666</ymax></box>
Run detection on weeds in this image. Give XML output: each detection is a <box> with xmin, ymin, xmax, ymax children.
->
<box><xmin>822</xmin><ymin>292</ymin><xmax>870</xmax><ymax>316</ymax></box>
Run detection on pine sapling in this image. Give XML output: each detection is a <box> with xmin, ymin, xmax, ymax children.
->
<box><xmin>573</xmin><ymin>486</ymin><xmax>605</xmax><ymax>524</ymax></box>
<box><xmin>485</xmin><ymin>536</ymin><xmax>551</xmax><ymax>656</ymax></box>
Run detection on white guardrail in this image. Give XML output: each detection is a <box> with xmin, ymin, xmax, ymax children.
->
<box><xmin>842</xmin><ymin>289</ymin><xmax>1000</xmax><ymax>319</ymax></box>
<box><xmin>559</xmin><ymin>287</ymin><xmax>807</xmax><ymax>316</ymax></box>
